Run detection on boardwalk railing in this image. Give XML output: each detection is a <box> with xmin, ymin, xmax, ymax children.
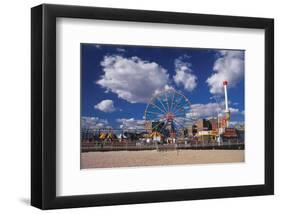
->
<box><xmin>81</xmin><ymin>141</ymin><xmax>244</xmax><ymax>152</ymax></box>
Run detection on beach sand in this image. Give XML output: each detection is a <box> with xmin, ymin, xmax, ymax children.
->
<box><xmin>81</xmin><ymin>150</ymin><xmax>245</xmax><ymax>169</ymax></box>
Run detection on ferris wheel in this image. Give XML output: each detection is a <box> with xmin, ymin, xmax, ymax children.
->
<box><xmin>144</xmin><ymin>89</ymin><xmax>195</xmax><ymax>136</ymax></box>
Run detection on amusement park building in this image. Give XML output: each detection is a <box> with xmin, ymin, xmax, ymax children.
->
<box><xmin>195</xmin><ymin>118</ymin><xmax>213</xmax><ymax>132</ymax></box>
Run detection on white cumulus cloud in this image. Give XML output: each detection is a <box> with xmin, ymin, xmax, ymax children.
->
<box><xmin>190</xmin><ymin>102</ymin><xmax>240</xmax><ymax>119</ymax></box>
<box><xmin>94</xmin><ymin>99</ymin><xmax>116</xmax><ymax>112</ymax></box>
<box><xmin>154</xmin><ymin>84</ymin><xmax>174</xmax><ymax>96</ymax></box>
<box><xmin>81</xmin><ymin>116</ymin><xmax>110</xmax><ymax>129</ymax></box>
<box><xmin>116</xmin><ymin>118</ymin><xmax>145</xmax><ymax>129</ymax></box>
<box><xmin>97</xmin><ymin>55</ymin><xmax>170</xmax><ymax>103</ymax></box>
<box><xmin>206</xmin><ymin>50</ymin><xmax>244</xmax><ymax>94</ymax></box>
<box><xmin>173</xmin><ymin>55</ymin><xmax>197</xmax><ymax>91</ymax></box>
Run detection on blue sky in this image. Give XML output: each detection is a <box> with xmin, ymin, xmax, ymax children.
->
<box><xmin>81</xmin><ymin>44</ymin><xmax>245</xmax><ymax>129</ymax></box>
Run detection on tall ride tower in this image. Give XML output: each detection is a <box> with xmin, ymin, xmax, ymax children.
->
<box><xmin>223</xmin><ymin>80</ymin><xmax>230</xmax><ymax>128</ymax></box>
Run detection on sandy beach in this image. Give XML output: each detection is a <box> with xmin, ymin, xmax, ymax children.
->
<box><xmin>81</xmin><ymin>149</ymin><xmax>244</xmax><ymax>169</ymax></box>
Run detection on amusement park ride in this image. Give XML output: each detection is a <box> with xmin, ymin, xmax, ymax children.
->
<box><xmin>144</xmin><ymin>89</ymin><xmax>194</xmax><ymax>139</ymax></box>
<box><xmin>223</xmin><ymin>80</ymin><xmax>230</xmax><ymax>128</ymax></box>
<box><xmin>81</xmin><ymin>80</ymin><xmax>242</xmax><ymax>148</ymax></box>
<box><xmin>143</xmin><ymin>80</ymin><xmax>234</xmax><ymax>144</ymax></box>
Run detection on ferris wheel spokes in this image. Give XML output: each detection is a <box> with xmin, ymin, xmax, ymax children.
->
<box><xmin>173</xmin><ymin>118</ymin><xmax>186</xmax><ymax>129</ymax></box>
<box><xmin>169</xmin><ymin>90</ymin><xmax>176</xmax><ymax>113</ymax></box>
<box><xmin>149</xmin><ymin>102</ymin><xmax>166</xmax><ymax>114</ymax></box>
<box><xmin>174</xmin><ymin>112</ymin><xmax>187</xmax><ymax>118</ymax></box>
<box><xmin>145</xmin><ymin>110</ymin><xmax>164</xmax><ymax>116</ymax></box>
<box><xmin>170</xmin><ymin>95</ymin><xmax>184</xmax><ymax>113</ymax></box>
<box><xmin>158</xmin><ymin>120</ymin><xmax>168</xmax><ymax>134</ymax></box>
<box><xmin>173</xmin><ymin>103</ymin><xmax>189</xmax><ymax>115</ymax></box>
<box><xmin>152</xmin><ymin>120</ymin><xmax>166</xmax><ymax>131</ymax></box>
<box><xmin>164</xmin><ymin>92</ymin><xmax>170</xmax><ymax>112</ymax></box>
<box><xmin>145</xmin><ymin>89</ymin><xmax>194</xmax><ymax>135</ymax></box>
<box><xmin>156</xmin><ymin>97</ymin><xmax>168</xmax><ymax>113</ymax></box>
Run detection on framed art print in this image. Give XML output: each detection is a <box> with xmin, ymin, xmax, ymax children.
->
<box><xmin>31</xmin><ymin>4</ymin><xmax>274</xmax><ymax>209</ymax></box>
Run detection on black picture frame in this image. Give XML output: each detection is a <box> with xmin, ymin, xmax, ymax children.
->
<box><xmin>31</xmin><ymin>4</ymin><xmax>274</xmax><ymax>210</ymax></box>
